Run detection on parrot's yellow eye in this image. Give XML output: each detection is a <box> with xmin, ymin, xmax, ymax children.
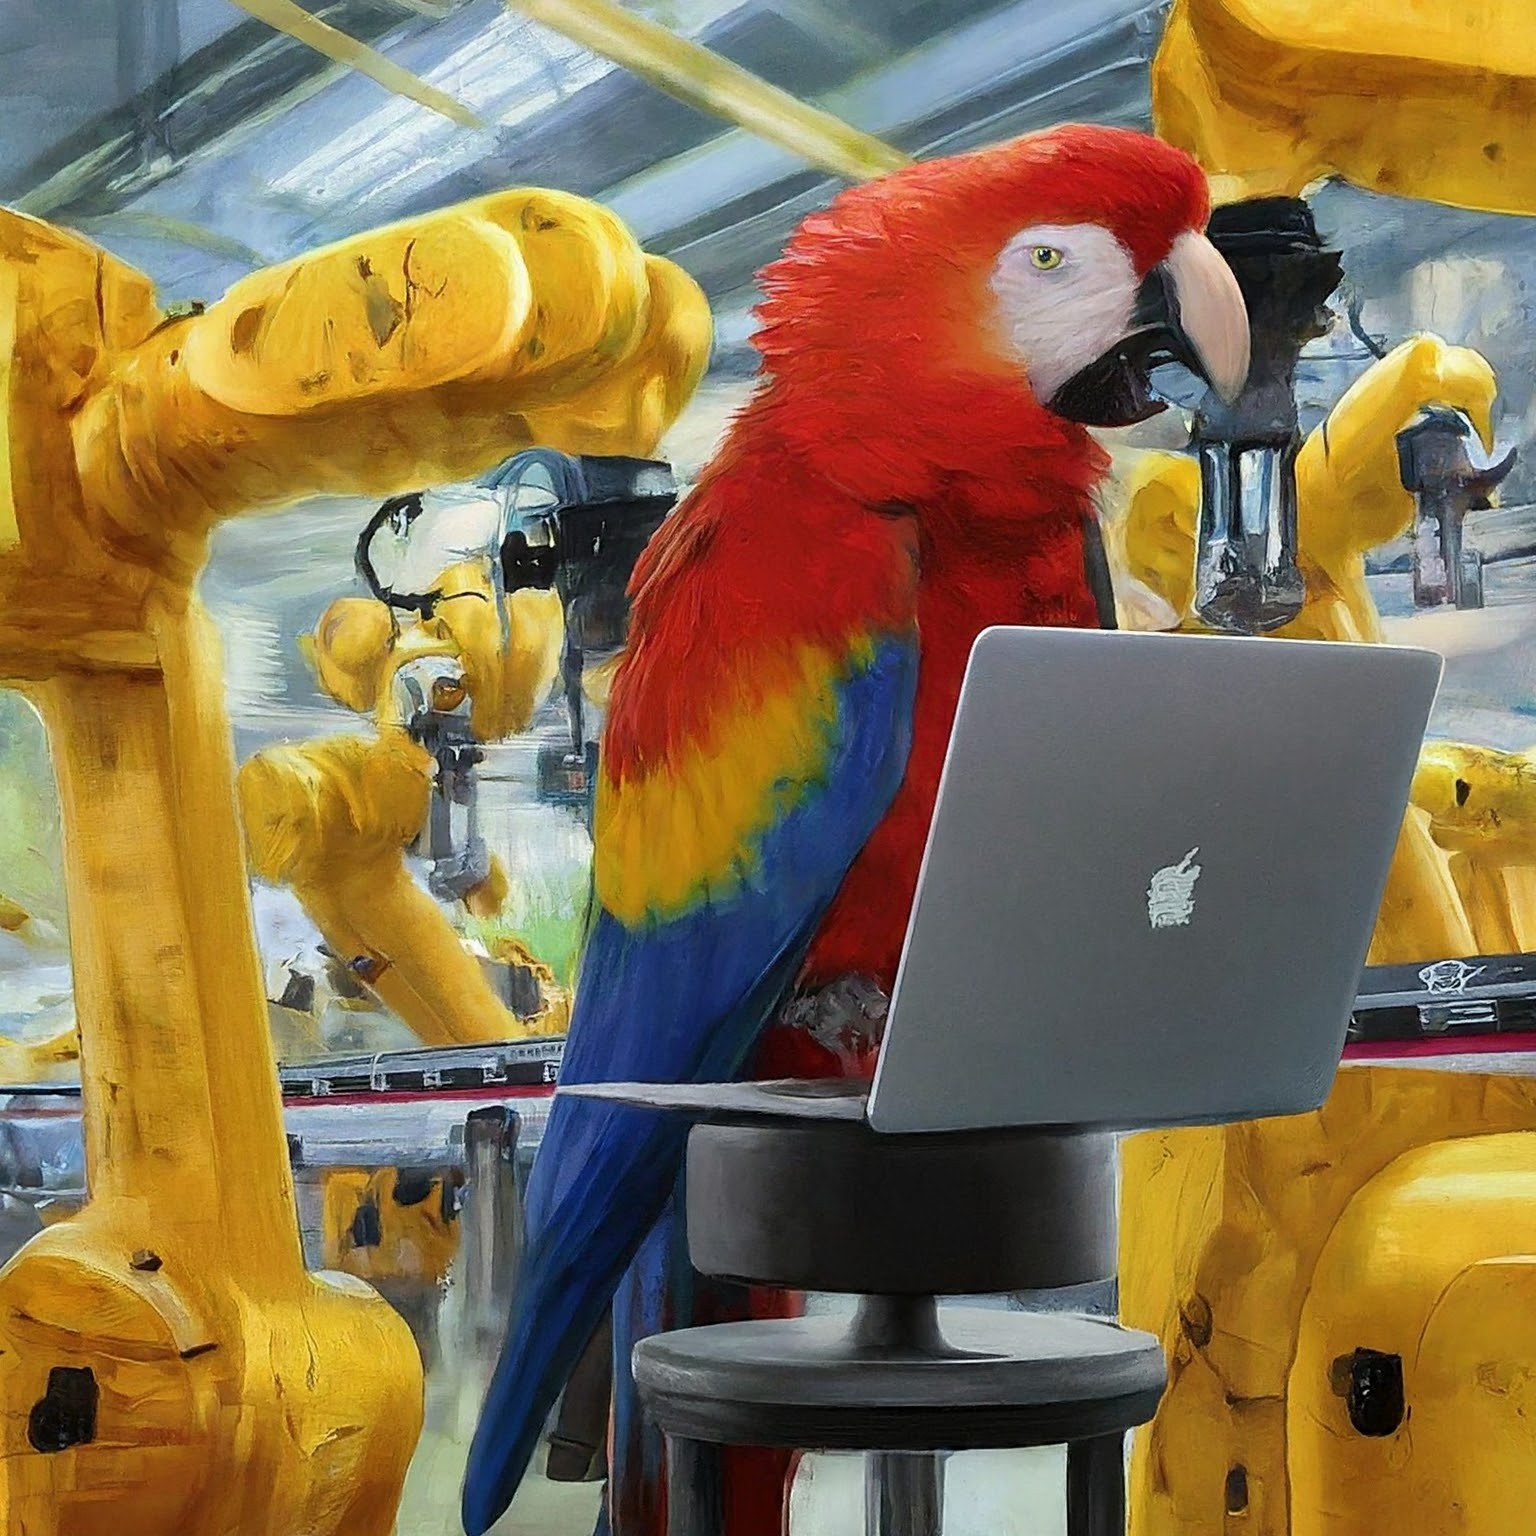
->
<box><xmin>1029</xmin><ymin>246</ymin><xmax>1064</xmax><ymax>271</ymax></box>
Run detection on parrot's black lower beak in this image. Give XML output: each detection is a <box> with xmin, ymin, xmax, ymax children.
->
<box><xmin>1046</xmin><ymin>230</ymin><xmax>1251</xmax><ymax>430</ymax></box>
<box><xmin>1045</xmin><ymin>310</ymin><xmax>1183</xmax><ymax>428</ymax></box>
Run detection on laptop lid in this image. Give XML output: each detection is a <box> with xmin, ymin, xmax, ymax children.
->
<box><xmin>866</xmin><ymin>626</ymin><xmax>1443</xmax><ymax>1135</ymax></box>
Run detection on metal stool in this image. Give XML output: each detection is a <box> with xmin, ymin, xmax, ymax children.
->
<box><xmin>625</xmin><ymin>1092</ymin><xmax>1165</xmax><ymax>1536</ymax></box>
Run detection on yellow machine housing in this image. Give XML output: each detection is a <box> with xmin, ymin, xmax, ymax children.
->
<box><xmin>1153</xmin><ymin>0</ymin><xmax>1536</xmax><ymax>212</ymax></box>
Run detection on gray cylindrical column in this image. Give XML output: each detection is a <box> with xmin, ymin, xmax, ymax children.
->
<box><xmin>687</xmin><ymin>1119</ymin><xmax>1116</xmax><ymax>1295</ymax></box>
<box><xmin>865</xmin><ymin>1453</ymin><xmax>945</xmax><ymax>1536</ymax></box>
<box><xmin>1066</xmin><ymin>1434</ymin><xmax>1126</xmax><ymax>1536</ymax></box>
<box><xmin>665</xmin><ymin>1436</ymin><xmax>722</xmax><ymax>1536</ymax></box>
<box><xmin>456</xmin><ymin>1106</ymin><xmax>523</xmax><ymax>1350</ymax></box>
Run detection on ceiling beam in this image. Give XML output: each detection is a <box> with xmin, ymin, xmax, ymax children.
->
<box><xmin>228</xmin><ymin>0</ymin><xmax>480</xmax><ymax>126</ymax></box>
<box><xmin>502</xmin><ymin>0</ymin><xmax>907</xmax><ymax>181</ymax></box>
<box><xmin>9</xmin><ymin>1</ymin><xmax>438</xmax><ymax>216</ymax></box>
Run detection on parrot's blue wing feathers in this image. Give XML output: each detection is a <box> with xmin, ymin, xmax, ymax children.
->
<box><xmin>462</xmin><ymin>633</ymin><xmax>918</xmax><ymax>1535</ymax></box>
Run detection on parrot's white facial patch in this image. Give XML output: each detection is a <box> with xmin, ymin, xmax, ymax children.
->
<box><xmin>989</xmin><ymin>224</ymin><xmax>1141</xmax><ymax>405</ymax></box>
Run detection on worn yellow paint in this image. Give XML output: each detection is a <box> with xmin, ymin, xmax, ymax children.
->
<box><xmin>594</xmin><ymin>644</ymin><xmax>850</xmax><ymax>925</ymax></box>
<box><xmin>304</xmin><ymin>579</ymin><xmax>566</xmax><ymax>739</ymax></box>
<box><xmin>0</xmin><ymin>265</ymin><xmax>18</xmax><ymax>552</ymax></box>
<box><xmin>322</xmin><ymin>1169</ymin><xmax>461</xmax><ymax>1289</ymax></box>
<box><xmin>1109</xmin><ymin>453</ymin><xmax>1200</xmax><ymax>625</ymax></box>
<box><xmin>1291</xmin><ymin>1135</ymin><xmax>1536</xmax><ymax>1534</ymax></box>
<box><xmin>3</xmin><ymin>616</ymin><xmax>423</xmax><ymax>1532</ymax></box>
<box><xmin>0</xmin><ymin>188</ymin><xmax>704</xmax><ymax>1529</ymax></box>
<box><xmin>427</xmin><ymin>573</ymin><xmax>567</xmax><ymax>744</ymax></box>
<box><xmin>1414</xmin><ymin>739</ymin><xmax>1536</xmax><ymax>858</ymax></box>
<box><xmin>1366</xmin><ymin>808</ymin><xmax>1479</xmax><ymax>966</ymax></box>
<box><xmin>1123</xmin><ymin>1072</ymin><xmax>1536</xmax><ymax>1536</ymax></box>
<box><xmin>1411</xmin><ymin>739</ymin><xmax>1536</xmax><ymax>953</ymax></box>
<box><xmin>1154</xmin><ymin>0</ymin><xmax>1536</xmax><ymax>212</ymax></box>
<box><xmin>74</xmin><ymin>187</ymin><xmax>712</xmax><ymax>572</ymax></box>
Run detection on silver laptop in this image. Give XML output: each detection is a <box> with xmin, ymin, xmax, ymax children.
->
<box><xmin>868</xmin><ymin>625</ymin><xmax>1441</xmax><ymax>1133</ymax></box>
<box><xmin>569</xmin><ymin>626</ymin><xmax>1441</xmax><ymax>1135</ymax></box>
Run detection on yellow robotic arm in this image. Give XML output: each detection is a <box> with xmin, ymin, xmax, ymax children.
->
<box><xmin>240</xmin><ymin>568</ymin><xmax>572</xmax><ymax>1048</ymax></box>
<box><xmin>74</xmin><ymin>187</ymin><xmax>711</xmax><ymax>556</ymax></box>
<box><xmin>0</xmin><ymin>185</ymin><xmax>707</xmax><ymax>1536</ymax></box>
<box><xmin>1114</xmin><ymin>334</ymin><xmax>1498</xmax><ymax>643</ymax></box>
<box><xmin>305</xmin><ymin>565</ymin><xmax>568</xmax><ymax>742</ymax></box>
<box><xmin>1411</xmin><ymin>740</ymin><xmax>1536</xmax><ymax>955</ymax></box>
<box><xmin>1124</xmin><ymin>14</ymin><xmax>1536</xmax><ymax>1533</ymax></box>
<box><xmin>240</xmin><ymin>729</ymin><xmax>549</xmax><ymax>1046</ymax></box>
<box><xmin>1113</xmin><ymin>333</ymin><xmax>1497</xmax><ymax>963</ymax></box>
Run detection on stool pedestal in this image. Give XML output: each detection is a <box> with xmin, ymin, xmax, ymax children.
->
<box><xmin>866</xmin><ymin>1453</ymin><xmax>945</xmax><ymax>1536</ymax></box>
<box><xmin>574</xmin><ymin>1082</ymin><xmax>1165</xmax><ymax>1536</ymax></box>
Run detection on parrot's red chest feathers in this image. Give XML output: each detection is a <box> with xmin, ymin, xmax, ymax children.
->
<box><xmin>802</xmin><ymin>486</ymin><xmax>1103</xmax><ymax>994</ymax></box>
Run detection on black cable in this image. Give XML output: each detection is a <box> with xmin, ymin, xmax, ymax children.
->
<box><xmin>1344</xmin><ymin>290</ymin><xmax>1390</xmax><ymax>361</ymax></box>
<box><xmin>356</xmin><ymin>492</ymin><xmax>447</xmax><ymax>618</ymax></box>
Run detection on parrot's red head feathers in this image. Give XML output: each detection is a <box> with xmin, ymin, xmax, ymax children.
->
<box><xmin>745</xmin><ymin>124</ymin><xmax>1248</xmax><ymax>504</ymax></box>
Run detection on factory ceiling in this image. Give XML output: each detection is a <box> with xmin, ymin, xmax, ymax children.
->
<box><xmin>6</xmin><ymin>0</ymin><xmax>1535</xmax><ymax>402</ymax></box>
<box><xmin>8</xmin><ymin>0</ymin><xmax>1529</xmax><ymax>393</ymax></box>
<box><xmin>3</xmin><ymin>0</ymin><xmax>1166</xmax><ymax>321</ymax></box>
<box><xmin>7</xmin><ymin>0</ymin><xmax>1536</xmax><ymax>747</ymax></box>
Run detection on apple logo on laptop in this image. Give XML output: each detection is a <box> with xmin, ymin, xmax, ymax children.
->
<box><xmin>1148</xmin><ymin>848</ymin><xmax>1201</xmax><ymax>929</ymax></box>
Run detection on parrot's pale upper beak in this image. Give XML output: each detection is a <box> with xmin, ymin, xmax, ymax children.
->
<box><xmin>1159</xmin><ymin>230</ymin><xmax>1250</xmax><ymax>406</ymax></box>
<box><xmin>1047</xmin><ymin>229</ymin><xmax>1251</xmax><ymax>429</ymax></box>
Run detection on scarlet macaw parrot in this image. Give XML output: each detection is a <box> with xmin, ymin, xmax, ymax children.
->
<box><xmin>462</xmin><ymin>122</ymin><xmax>1248</xmax><ymax>1536</ymax></box>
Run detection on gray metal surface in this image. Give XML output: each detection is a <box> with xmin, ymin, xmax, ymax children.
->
<box><xmin>0</xmin><ymin>1088</ymin><xmax>555</xmax><ymax>1200</ymax></box>
<box><xmin>869</xmin><ymin>627</ymin><xmax>1443</xmax><ymax>1134</ymax></box>
<box><xmin>636</xmin><ymin>1308</ymin><xmax>1163</xmax><ymax>1409</ymax></box>
<box><xmin>684</xmin><ymin>1119</ymin><xmax>1116</xmax><ymax>1295</ymax></box>
<box><xmin>559</xmin><ymin>1078</ymin><xmax>869</xmax><ymax>1120</ymax></box>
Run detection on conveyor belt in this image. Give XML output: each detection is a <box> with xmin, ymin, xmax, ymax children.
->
<box><xmin>0</xmin><ymin>1038</ymin><xmax>567</xmax><ymax>1200</ymax></box>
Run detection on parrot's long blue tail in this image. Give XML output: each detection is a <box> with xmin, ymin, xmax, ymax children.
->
<box><xmin>461</xmin><ymin>1094</ymin><xmax>689</xmax><ymax>1536</ymax></box>
<box><xmin>463</xmin><ymin>903</ymin><xmax>820</xmax><ymax>1535</ymax></box>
